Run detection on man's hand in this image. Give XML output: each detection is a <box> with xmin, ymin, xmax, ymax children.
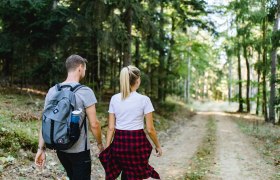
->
<box><xmin>35</xmin><ymin>149</ymin><xmax>46</xmax><ymax>168</ymax></box>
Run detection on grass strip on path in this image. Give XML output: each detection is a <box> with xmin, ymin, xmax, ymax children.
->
<box><xmin>184</xmin><ymin>116</ymin><xmax>217</xmax><ymax>180</ymax></box>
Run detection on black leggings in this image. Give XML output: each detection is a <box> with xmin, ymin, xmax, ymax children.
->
<box><xmin>57</xmin><ymin>150</ymin><xmax>91</xmax><ymax>180</ymax></box>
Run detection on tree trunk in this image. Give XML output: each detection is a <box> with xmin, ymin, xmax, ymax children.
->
<box><xmin>184</xmin><ymin>77</ymin><xmax>187</xmax><ymax>100</ymax></box>
<box><xmin>110</xmin><ymin>53</ymin><xmax>114</xmax><ymax>90</ymax></box>
<box><xmin>89</xmin><ymin>35</ymin><xmax>99</xmax><ymax>91</ymax></box>
<box><xmin>262</xmin><ymin>15</ymin><xmax>268</xmax><ymax>122</ymax></box>
<box><xmin>269</xmin><ymin>1</ymin><xmax>280</xmax><ymax>124</ymax></box>
<box><xmin>52</xmin><ymin>0</ymin><xmax>57</xmax><ymax>9</ymax></box>
<box><xmin>123</xmin><ymin>5</ymin><xmax>133</xmax><ymax>66</ymax></box>
<box><xmin>237</xmin><ymin>43</ymin><xmax>243</xmax><ymax>112</ymax></box>
<box><xmin>97</xmin><ymin>45</ymin><xmax>101</xmax><ymax>83</ymax></box>
<box><xmin>158</xmin><ymin>1</ymin><xmax>165</xmax><ymax>102</ymax></box>
<box><xmin>256</xmin><ymin>51</ymin><xmax>261</xmax><ymax>115</ymax></box>
<box><xmin>243</xmin><ymin>44</ymin><xmax>250</xmax><ymax>113</ymax></box>
<box><xmin>1</xmin><ymin>56</ymin><xmax>12</xmax><ymax>83</ymax></box>
<box><xmin>166</xmin><ymin>16</ymin><xmax>175</xmax><ymax>97</ymax></box>
<box><xmin>135</xmin><ymin>38</ymin><xmax>140</xmax><ymax>67</ymax></box>
<box><xmin>187</xmin><ymin>47</ymin><xmax>191</xmax><ymax>102</ymax></box>
<box><xmin>113</xmin><ymin>51</ymin><xmax>117</xmax><ymax>94</ymax></box>
<box><xmin>228</xmin><ymin>56</ymin><xmax>232</xmax><ymax>102</ymax></box>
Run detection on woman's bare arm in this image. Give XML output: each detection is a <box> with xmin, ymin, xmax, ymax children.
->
<box><xmin>145</xmin><ymin>112</ymin><xmax>162</xmax><ymax>156</ymax></box>
<box><xmin>106</xmin><ymin>113</ymin><xmax>116</xmax><ymax>148</ymax></box>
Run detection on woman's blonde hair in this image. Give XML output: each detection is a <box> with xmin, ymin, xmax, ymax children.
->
<box><xmin>120</xmin><ymin>65</ymin><xmax>141</xmax><ymax>100</ymax></box>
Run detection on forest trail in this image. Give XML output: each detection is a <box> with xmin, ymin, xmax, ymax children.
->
<box><xmin>149</xmin><ymin>101</ymin><xmax>277</xmax><ymax>180</ymax></box>
<box><xmin>149</xmin><ymin>113</ymin><xmax>208</xmax><ymax>179</ymax></box>
<box><xmin>206</xmin><ymin>112</ymin><xmax>276</xmax><ymax>180</ymax></box>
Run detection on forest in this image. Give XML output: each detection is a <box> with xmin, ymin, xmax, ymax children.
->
<box><xmin>0</xmin><ymin>0</ymin><xmax>279</xmax><ymax>123</ymax></box>
<box><xmin>0</xmin><ymin>0</ymin><xmax>279</xmax><ymax>179</ymax></box>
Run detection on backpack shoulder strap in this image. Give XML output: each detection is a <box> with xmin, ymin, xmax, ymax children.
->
<box><xmin>56</xmin><ymin>84</ymin><xmax>61</xmax><ymax>91</ymax></box>
<box><xmin>71</xmin><ymin>83</ymin><xmax>88</xmax><ymax>150</ymax></box>
<box><xmin>56</xmin><ymin>83</ymin><xmax>84</xmax><ymax>92</ymax></box>
<box><xmin>60</xmin><ymin>84</ymin><xmax>74</xmax><ymax>90</ymax></box>
<box><xmin>72</xmin><ymin>84</ymin><xmax>86</xmax><ymax>93</ymax></box>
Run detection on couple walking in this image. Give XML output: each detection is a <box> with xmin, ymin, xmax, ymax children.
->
<box><xmin>34</xmin><ymin>54</ymin><xmax>162</xmax><ymax>180</ymax></box>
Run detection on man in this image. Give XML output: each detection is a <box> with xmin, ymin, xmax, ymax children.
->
<box><xmin>35</xmin><ymin>54</ymin><xmax>104</xmax><ymax>180</ymax></box>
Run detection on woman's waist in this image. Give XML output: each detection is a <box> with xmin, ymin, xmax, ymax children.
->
<box><xmin>115</xmin><ymin>128</ymin><xmax>144</xmax><ymax>132</ymax></box>
<box><xmin>115</xmin><ymin>121</ymin><xmax>144</xmax><ymax>130</ymax></box>
<box><xmin>114</xmin><ymin>128</ymin><xmax>146</xmax><ymax>136</ymax></box>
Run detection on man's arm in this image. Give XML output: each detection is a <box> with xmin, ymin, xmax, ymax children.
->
<box><xmin>86</xmin><ymin>104</ymin><xmax>103</xmax><ymax>151</ymax></box>
<box><xmin>35</xmin><ymin>128</ymin><xmax>46</xmax><ymax>167</ymax></box>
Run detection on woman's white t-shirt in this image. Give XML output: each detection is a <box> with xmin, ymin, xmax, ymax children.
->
<box><xmin>108</xmin><ymin>91</ymin><xmax>154</xmax><ymax>130</ymax></box>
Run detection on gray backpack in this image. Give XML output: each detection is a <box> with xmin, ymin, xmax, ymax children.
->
<box><xmin>42</xmin><ymin>83</ymin><xmax>86</xmax><ymax>150</ymax></box>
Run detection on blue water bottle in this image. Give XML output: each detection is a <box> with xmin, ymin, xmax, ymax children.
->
<box><xmin>70</xmin><ymin>109</ymin><xmax>82</xmax><ymax>141</ymax></box>
<box><xmin>71</xmin><ymin>110</ymin><xmax>81</xmax><ymax>123</ymax></box>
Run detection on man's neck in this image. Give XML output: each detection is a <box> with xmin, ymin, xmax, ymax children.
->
<box><xmin>63</xmin><ymin>73</ymin><xmax>80</xmax><ymax>83</ymax></box>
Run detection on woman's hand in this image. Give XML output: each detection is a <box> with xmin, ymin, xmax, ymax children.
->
<box><xmin>97</xmin><ymin>143</ymin><xmax>104</xmax><ymax>152</ymax></box>
<box><xmin>35</xmin><ymin>149</ymin><xmax>46</xmax><ymax>168</ymax></box>
<box><xmin>155</xmin><ymin>147</ymin><xmax>162</xmax><ymax>157</ymax></box>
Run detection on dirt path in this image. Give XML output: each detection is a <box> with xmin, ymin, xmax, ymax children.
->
<box><xmin>2</xmin><ymin>101</ymin><xmax>277</xmax><ymax>179</ymax></box>
<box><xmin>149</xmin><ymin>101</ymin><xmax>277</xmax><ymax>180</ymax></box>
<box><xmin>149</xmin><ymin>113</ymin><xmax>207</xmax><ymax>179</ymax></box>
<box><xmin>206</xmin><ymin>112</ymin><xmax>276</xmax><ymax>180</ymax></box>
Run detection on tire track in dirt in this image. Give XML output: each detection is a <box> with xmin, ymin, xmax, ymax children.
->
<box><xmin>149</xmin><ymin>113</ymin><xmax>208</xmax><ymax>179</ymax></box>
<box><xmin>206</xmin><ymin>112</ymin><xmax>276</xmax><ymax>180</ymax></box>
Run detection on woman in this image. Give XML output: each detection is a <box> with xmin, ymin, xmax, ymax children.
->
<box><xmin>99</xmin><ymin>65</ymin><xmax>162</xmax><ymax>180</ymax></box>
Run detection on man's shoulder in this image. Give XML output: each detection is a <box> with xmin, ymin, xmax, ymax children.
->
<box><xmin>79</xmin><ymin>85</ymin><xmax>92</xmax><ymax>90</ymax></box>
<box><xmin>76</xmin><ymin>85</ymin><xmax>94</xmax><ymax>94</ymax></box>
<box><xmin>46</xmin><ymin>85</ymin><xmax>57</xmax><ymax>95</ymax></box>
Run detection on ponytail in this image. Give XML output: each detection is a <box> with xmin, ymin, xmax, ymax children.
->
<box><xmin>120</xmin><ymin>67</ymin><xmax>131</xmax><ymax>100</ymax></box>
<box><xmin>120</xmin><ymin>65</ymin><xmax>141</xmax><ymax>100</ymax></box>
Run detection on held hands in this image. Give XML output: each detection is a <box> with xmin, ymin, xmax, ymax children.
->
<box><xmin>155</xmin><ymin>147</ymin><xmax>162</xmax><ymax>157</ymax></box>
<box><xmin>95</xmin><ymin>143</ymin><xmax>104</xmax><ymax>157</ymax></box>
<box><xmin>97</xmin><ymin>143</ymin><xmax>104</xmax><ymax>152</ymax></box>
<box><xmin>35</xmin><ymin>149</ymin><xmax>46</xmax><ymax>168</ymax></box>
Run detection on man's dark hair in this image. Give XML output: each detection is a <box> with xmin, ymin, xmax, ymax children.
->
<box><xmin>65</xmin><ymin>54</ymin><xmax>88</xmax><ymax>72</ymax></box>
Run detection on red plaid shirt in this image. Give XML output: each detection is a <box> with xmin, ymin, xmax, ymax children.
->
<box><xmin>99</xmin><ymin>129</ymin><xmax>160</xmax><ymax>180</ymax></box>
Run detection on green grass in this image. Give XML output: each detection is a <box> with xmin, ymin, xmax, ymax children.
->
<box><xmin>236</xmin><ymin>119</ymin><xmax>280</xmax><ymax>179</ymax></box>
<box><xmin>184</xmin><ymin>117</ymin><xmax>217</xmax><ymax>180</ymax></box>
<box><xmin>0</xmin><ymin>90</ymin><xmax>42</xmax><ymax>157</ymax></box>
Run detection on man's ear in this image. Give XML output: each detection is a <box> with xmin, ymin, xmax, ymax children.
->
<box><xmin>78</xmin><ymin>64</ymin><xmax>83</xmax><ymax>71</ymax></box>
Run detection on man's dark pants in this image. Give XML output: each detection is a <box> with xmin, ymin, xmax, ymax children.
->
<box><xmin>57</xmin><ymin>150</ymin><xmax>91</xmax><ymax>180</ymax></box>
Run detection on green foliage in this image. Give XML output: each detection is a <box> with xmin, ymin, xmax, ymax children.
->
<box><xmin>0</xmin><ymin>126</ymin><xmax>38</xmax><ymax>156</ymax></box>
<box><xmin>0</xmin><ymin>0</ymin><xmax>220</xmax><ymax>102</ymax></box>
<box><xmin>153</xmin><ymin>101</ymin><xmax>178</xmax><ymax>118</ymax></box>
<box><xmin>0</xmin><ymin>0</ymin><xmax>69</xmax><ymax>85</ymax></box>
<box><xmin>272</xmin><ymin>30</ymin><xmax>280</xmax><ymax>48</ymax></box>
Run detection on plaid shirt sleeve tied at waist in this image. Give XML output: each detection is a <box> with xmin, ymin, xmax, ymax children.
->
<box><xmin>99</xmin><ymin>129</ymin><xmax>160</xmax><ymax>180</ymax></box>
